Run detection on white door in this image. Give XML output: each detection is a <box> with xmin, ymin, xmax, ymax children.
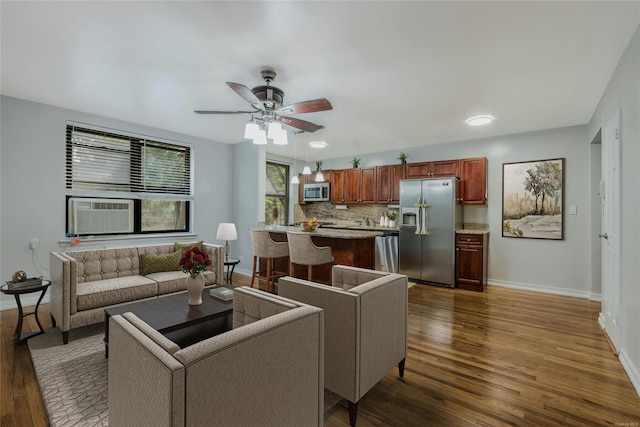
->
<box><xmin>600</xmin><ymin>108</ymin><xmax>622</xmax><ymax>353</ymax></box>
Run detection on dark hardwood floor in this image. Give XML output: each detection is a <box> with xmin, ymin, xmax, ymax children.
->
<box><xmin>2</xmin><ymin>274</ymin><xmax>639</xmax><ymax>426</ymax></box>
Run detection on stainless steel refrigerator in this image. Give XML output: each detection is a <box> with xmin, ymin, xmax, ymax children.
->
<box><xmin>399</xmin><ymin>177</ymin><xmax>462</xmax><ymax>287</ymax></box>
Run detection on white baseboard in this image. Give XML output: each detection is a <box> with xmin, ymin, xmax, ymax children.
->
<box><xmin>619</xmin><ymin>348</ymin><xmax>640</xmax><ymax>398</ymax></box>
<box><xmin>488</xmin><ymin>279</ymin><xmax>592</xmax><ymax>299</ymax></box>
<box><xmin>589</xmin><ymin>292</ymin><xmax>602</xmax><ymax>302</ymax></box>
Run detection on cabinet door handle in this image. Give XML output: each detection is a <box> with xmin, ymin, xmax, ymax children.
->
<box><xmin>599</xmin><ymin>233</ymin><xmax>608</xmax><ymax>239</ymax></box>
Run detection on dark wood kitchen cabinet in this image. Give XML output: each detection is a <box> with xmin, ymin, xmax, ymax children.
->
<box><xmin>455</xmin><ymin>233</ymin><xmax>488</xmax><ymax>292</ymax></box>
<box><xmin>406</xmin><ymin>160</ymin><xmax>459</xmax><ymax>179</ymax></box>
<box><xmin>375</xmin><ymin>164</ymin><xmax>406</xmax><ymax>203</ymax></box>
<box><xmin>460</xmin><ymin>157</ymin><xmax>487</xmax><ymax>205</ymax></box>
<box><xmin>344</xmin><ymin>167</ymin><xmax>376</xmax><ymax>204</ymax></box>
<box><xmin>330</xmin><ymin>169</ymin><xmax>346</xmax><ymax>204</ymax></box>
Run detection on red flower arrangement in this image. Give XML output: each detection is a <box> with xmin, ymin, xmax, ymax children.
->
<box><xmin>179</xmin><ymin>246</ymin><xmax>212</xmax><ymax>279</ymax></box>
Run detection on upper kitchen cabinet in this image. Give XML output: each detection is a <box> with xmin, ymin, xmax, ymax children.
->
<box><xmin>344</xmin><ymin>167</ymin><xmax>376</xmax><ymax>204</ymax></box>
<box><xmin>406</xmin><ymin>160</ymin><xmax>459</xmax><ymax>179</ymax></box>
<box><xmin>330</xmin><ymin>169</ymin><xmax>346</xmax><ymax>204</ymax></box>
<box><xmin>460</xmin><ymin>157</ymin><xmax>487</xmax><ymax>205</ymax></box>
<box><xmin>376</xmin><ymin>164</ymin><xmax>406</xmax><ymax>203</ymax></box>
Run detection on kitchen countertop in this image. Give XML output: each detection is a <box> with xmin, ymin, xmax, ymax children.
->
<box><xmin>261</xmin><ymin>225</ymin><xmax>383</xmax><ymax>239</ymax></box>
<box><xmin>455</xmin><ymin>224</ymin><xmax>490</xmax><ymax>235</ymax></box>
<box><xmin>321</xmin><ymin>224</ymin><xmax>400</xmax><ymax>232</ymax></box>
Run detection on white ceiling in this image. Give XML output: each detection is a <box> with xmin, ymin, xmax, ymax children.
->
<box><xmin>2</xmin><ymin>1</ymin><xmax>639</xmax><ymax>160</ymax></box>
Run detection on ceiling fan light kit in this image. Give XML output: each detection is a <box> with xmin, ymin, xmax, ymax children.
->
<box><xmin>196</xmin><ymin>70</ymin><xmax>332</xmax><ymax>145</ymax></box>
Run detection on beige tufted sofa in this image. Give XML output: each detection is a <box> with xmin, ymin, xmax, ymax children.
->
<box><xmin>108</xmin><ymin>286</ymin><xmax>324</xmax><ymax>427</ymax></box>
<box><xmin>50</xmin><ymin>242</ymin><xmax>224</xmax><ymax>344</ymax></box>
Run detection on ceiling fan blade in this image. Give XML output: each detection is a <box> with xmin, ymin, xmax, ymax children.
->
<box><xmin>276</xmin><ymin>98</ymin><xmax>333</xmax><ymax>115</ymax></box>
<box><xmin>226</xmin><ymin>82</ymin><xmax>265</xmax><ymax>111</ymax></box>
<box><xmin>277</xmin><ymin>116</ymin><xmax>323</xmax><ymax>133</ymax></box>
<box><xmin>194</xmin><ymin>110</ymin><xmax>255</xmax><ymax>114</ymax></box>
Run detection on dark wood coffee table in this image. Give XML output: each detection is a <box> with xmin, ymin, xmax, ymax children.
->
<box><xmin>104</xmin><ymin>286</ymin><xmax>234</xmax><ymax>357</ymax></box>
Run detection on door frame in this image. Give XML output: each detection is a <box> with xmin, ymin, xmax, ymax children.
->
<box><xmin>598</xmin><ymin>108</ymin><xmax>623</xmax><ymax>354</ymax></box>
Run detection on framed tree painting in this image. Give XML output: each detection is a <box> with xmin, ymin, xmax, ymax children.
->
<box><xmin>502</xmin><ymin>158</ymin><xmax>564</xmax><ymax>240</ymax></box>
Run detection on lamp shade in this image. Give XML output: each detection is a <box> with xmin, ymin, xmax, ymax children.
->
<box><xmin>267</xmin><ymin>122</ymin><xmax>283</xmax><ymax>139</ymax></box>
<box><xmin>272</xmin><ymin>129</ymin><xmax>288</xmax><ymax>145</ymax></box>
<box><xmin>315</xmin><ymin>170</ymin><xmax>325</xmax><ymax>182</ymax></box>
<box><xmin>302</xmin><ymin>165</ymin><xmax>312</xmax><ymax>175</ymax></box>
<box><xmin>290</xmin><ymin>174</ymin><xmax>300</xmax><ymax>185</ymax></box>
<box><xmin>216</xmin><ymin>223</ymin><xmax>238</xmax><ymax>241</ymax></box>
<box><xmin>244</xmin><ymin>123</ymin><xmax>259</xmax><ymax>139</ymax></box>
<box><xmin>252</xmin><ymin>129</ymin><xmax>268</xmax><ymax>145</ymax></box>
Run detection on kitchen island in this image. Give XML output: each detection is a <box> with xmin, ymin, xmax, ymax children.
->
<box><xmin>258</xmin><ymin>225</ymin><xmax>383</xmax><ymax>284</ymax></box>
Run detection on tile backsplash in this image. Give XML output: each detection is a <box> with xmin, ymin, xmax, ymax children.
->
<box><xmin>295</xmin><ymin>202</ymin><xmax>489</xmax><ymax>229</ymax></box>
<box><xmin>295</xmin><ymin>202</ymin><xmax>398</xmax><ymax>226</ymax></box>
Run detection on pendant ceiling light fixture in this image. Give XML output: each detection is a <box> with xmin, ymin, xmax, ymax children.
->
<box><xmin>290</xmin><ymin>136</ymin><xmax>300</xmax><ymax>185</ymax></box>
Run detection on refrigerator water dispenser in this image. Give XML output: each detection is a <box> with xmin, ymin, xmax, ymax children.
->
<box><xmin>401</xmin><ymin>208</ymin><xmax>417</xmax><ymax>226</ymax></box>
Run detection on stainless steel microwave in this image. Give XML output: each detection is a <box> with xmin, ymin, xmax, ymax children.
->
<box><xmin>303</xmin><ymin>182</ymin><xmax>330</xmax><ymax>202</ymax></box>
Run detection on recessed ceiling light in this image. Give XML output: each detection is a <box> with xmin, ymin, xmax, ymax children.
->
<box><xmin>465</xmin><ymin>115</ymin><xmax>494</xmax><ymax>126</ymax></box>
<box><xmin>309</xmin><ymin>141</ymin><xmax>327</xmax><ymax>148</ymax></box>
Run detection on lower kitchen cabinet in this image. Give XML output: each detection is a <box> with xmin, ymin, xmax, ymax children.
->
<box><xmin>455</xmin><ymin>233</ymin><xmax>488</xmax><ymax>292</ymax></box>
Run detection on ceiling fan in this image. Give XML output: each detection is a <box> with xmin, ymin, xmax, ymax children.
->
<box><xmin>194</xmin><ymin>70</ymin><xmax>332</xmax><ymax>133</ymax></box>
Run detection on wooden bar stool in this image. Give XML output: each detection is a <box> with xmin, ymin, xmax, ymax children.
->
<box><xmin>250</xmin><ymin>229</ymin><xmax>289</xmax><ymax>292</ymax></box>
<box><xmin>286</xmin><ymin>231</ymin><xmax>335</xmax><ymax>283</ymax></box>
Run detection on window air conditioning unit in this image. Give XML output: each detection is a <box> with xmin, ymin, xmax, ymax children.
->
<box><xmin>68</xmin><ymin>198</ymin><xmax>134</xmax><ymax>235</ymax></box>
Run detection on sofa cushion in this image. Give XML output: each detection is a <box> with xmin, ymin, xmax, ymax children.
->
<box><xmin>76</xmin><ymin>276</ymin><xmax>158</xmax><ymax>311</ymax></box>
<box><xmin>146</xmin><ymin>270</ymin><xmax>216</xmax><ymax>295</ymax></box>
<box><xmin>69</xmin><ymin>248</ymin><xmax>140</xmax><ymax>282</ymax></box>
<box><xmin>175</xmin><ymin>241</ymin><xmax>204</xmax><ymax>254</ymax></box>
<box><xmin>140</xmin><ymin>250</ymin><xmax>182</xmax><ymax>275</ymax></box>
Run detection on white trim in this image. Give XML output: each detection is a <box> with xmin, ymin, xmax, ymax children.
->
<box><xmin>488</xmin><ymin>279</ymin><xmax>592</xmax><ymax>299</ymax></box>
<box><xmin>589</xmin><ymin>292</ymin><xmax>602</xmax><ymax>302</ymax></box>
<box><xmin>619</xmin><ymin>348</ymin><xmax>640</xmax><ymax>398</ymax></box>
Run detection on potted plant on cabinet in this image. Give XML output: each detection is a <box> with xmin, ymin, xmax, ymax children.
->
<box><xmin>398</xmin><ymin>152</ymin><xmax>409</xmax><ymax>164</ymax></box>
<box><xmin>351</xmin><ymin>157</ymin><xmax>361</xmax><ymax>168</ymax></box>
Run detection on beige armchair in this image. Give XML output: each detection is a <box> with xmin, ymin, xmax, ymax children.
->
<box><xmin>108</xmin><ymin>287</ymin><xmax>324</xmax><ymax>427</ymax></box>
<box><xmin>278</xmin><ymin>265</ymin><xmax>408</xmax><ymax>426</ymax></box>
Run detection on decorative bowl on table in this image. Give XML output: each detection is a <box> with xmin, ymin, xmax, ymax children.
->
<box><xmin>300</xmin><ymin>221</ymin><xmax>318</xmax><ymax>232</ymax></box>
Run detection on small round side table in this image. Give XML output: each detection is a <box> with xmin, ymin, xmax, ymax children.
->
<box><xmin>1</xmin><ymin>279</ymin><xmax>51</xmax><ymax>344</ymax></box>
<box><xmin>223</xmin><ymin>258</ymin><xmax>240</xmax><ymax>284</ymax></box>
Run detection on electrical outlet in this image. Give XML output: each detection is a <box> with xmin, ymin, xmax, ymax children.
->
<box><xmin>239</xmin><ymin>255</ymin><xmax>245</xmax><ymax>263</ymax></box>
<box><xmin>30</xmin><ymin>237</ymin><xmax>40</xmax><ymax>250</ymax></box>
<box><xmin>569</xmin><ymin>206</ymin><xmax>577</xmax><ymax>215</ymax></box>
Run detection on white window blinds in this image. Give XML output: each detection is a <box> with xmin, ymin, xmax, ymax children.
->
<box><xmin>66</xmin><ymin>125</ymin><xmax>192</xmax><ymax>199</ymax></box>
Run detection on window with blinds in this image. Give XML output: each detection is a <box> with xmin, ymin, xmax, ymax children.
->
<box><xmin>65</xmin><ymin>125</ymin><xmax>192</xmax><ymax>235</ymax></box>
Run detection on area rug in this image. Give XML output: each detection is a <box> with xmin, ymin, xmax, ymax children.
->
<box><xmin>28</xmin><ymin>324</ymin><xmax>108</xmax><ymax>427</ymax></box>
<box><xmin>29</xmin><ymin>325</ymin><xmax>342</xmax><ymax>426</ymax></box>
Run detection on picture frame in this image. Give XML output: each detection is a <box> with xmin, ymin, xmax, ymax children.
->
<box><xmin>502</xmin><ymin>158</ymin><xmax>564</xmax><ymax>240</ymax></box>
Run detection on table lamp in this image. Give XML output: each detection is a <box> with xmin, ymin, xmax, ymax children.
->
<box><xmin>216</xmin><ymin>223</ymin><xmax>238</xmax><ymax>261</ymax></box>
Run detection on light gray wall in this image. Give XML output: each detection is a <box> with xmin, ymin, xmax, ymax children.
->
<box><xmin>230</xmin><ymin>140</ymin><xmax>265</xmax><ymax>276</ymax></box>
<box><xmin>0</xmin><ymin>96</ymin><xmax>232</xmax><ymax>309</ymax></box>
<box><xmin>320</xmin><ymin>124</ymin><xmax>592</xmax><ymax>297</ymax></box>
<box><xmin>587</xmin><ymin>25</ymin><xmax>640</xmax><ymax>395</ymax></box>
